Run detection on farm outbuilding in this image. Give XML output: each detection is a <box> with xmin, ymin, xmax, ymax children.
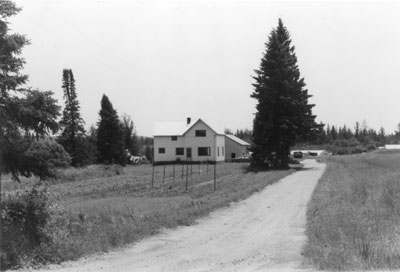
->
<box><xmin>385</xmin><ymin>145</ymin><xmax>400</xmax><ymax>150</ymax></box>
<box><xmin>224</xmin><ymin>134</ymin><xmax>251</xmax><ymax>161</ymax></box>
<box><xmin>152</xmin><ymin>118</ymin><xmax>225</xmax><ymax>163</ymax></box>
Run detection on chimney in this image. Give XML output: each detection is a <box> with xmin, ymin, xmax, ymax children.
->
<box><xmin>187</xmin><ymin>117</ymin><xmax>191</xmax><ymax>125</ymax></box>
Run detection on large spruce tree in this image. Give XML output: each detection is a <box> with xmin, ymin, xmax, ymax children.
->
<box><xmin>97</xmin><ymin>94</ymin><xmax>125</xmax><ymax>165</ymax></box>
<box><xmin>0</xmin><ymin>1</ymin><xmax>66</xmax><ymax>181</ymax></box>
<box><xmin>58</xmin><ymin>69</ymin><xmax>86</xmax><ymax>166</ymax></box>
<box><xmin>251</xmin><ymin>19</ymin><xmax>319</xmax><ymax>168</ymax></box>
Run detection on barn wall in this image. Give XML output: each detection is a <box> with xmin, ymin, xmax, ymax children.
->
<box><xmin>225</xmin><ymin>136</ymin><xmax>249</xmax><ymax>161</ymax></box>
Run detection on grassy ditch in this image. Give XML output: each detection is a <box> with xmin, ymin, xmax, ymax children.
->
<box><xmin>1</xmin><ymin>163</ymin><xmax>293</xmax><ymax>269</ymax></box>
<box><xmin>303</xmin><ymin>150</ymin><xmax>400</xmax><ymax>270</ymax></box>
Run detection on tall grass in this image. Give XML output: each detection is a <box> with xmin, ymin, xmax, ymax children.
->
<box><xmin>1</xmin><ymin>163</ymin><xmax>293</xmax><ymax>269</ymax></box>
<box><xmin>303</xmin><ymin>150</ymin><xmax>400</xmax><ymax>270</ymax></box>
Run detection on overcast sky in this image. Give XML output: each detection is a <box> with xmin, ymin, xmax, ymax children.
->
<box><xmin>10</xmin><ymin>0</ymin><xmax>400</xmax><ymax>136</ymax></box>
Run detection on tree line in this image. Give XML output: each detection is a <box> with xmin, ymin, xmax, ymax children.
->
<box><xmin>300</xmin><ymin>121</ymin><xmax>400</xmax><ymax>154</ymax></box>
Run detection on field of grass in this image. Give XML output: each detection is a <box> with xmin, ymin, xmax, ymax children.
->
<box><xmin>1</xmin><ymin>162</ymin><xmax>293</xmax><ymax>268</ymax></box>
<box><xmin>303</xmin><ymin>150</ymin><xmax>400</xmax><ymax>270</ymax></box>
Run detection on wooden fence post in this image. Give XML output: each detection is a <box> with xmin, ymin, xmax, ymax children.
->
<box><xmin>214</xmin><ymin>163</ymin><xmax>216</xmax><ymax>192</ymax></box>
<box><xmin>173</xmin><ymin>164</ymin><xmax>175</xmax><ymax>182</ymax></box>
<box><xmin>163</xmin><ymin>164</ymin><xmax>166</xmax><ymax>184</ymax></box>
<box><xmin>151</xmin><ymin>164</ymin><xmax>155</xmax><ymax>188</ymax></box>
<box><xmin>190</xmin><ymin>164</ymin><xmax>193</xmax><ymax>178</ymax></box>
<box><xmin>186</xmin><ymin>163</ymin><xmax>189</xmax><ymax>191</ymax></box>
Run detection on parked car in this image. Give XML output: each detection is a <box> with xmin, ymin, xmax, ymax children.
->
<box><xmin>293</xmin><ymin>151</ymin><xmax>303</xmax><ymax>159</ymax></box>
<box><xmin>232</xmin><ymin>155</ymin><xmax>251</xmax><ymax>162</ymax></box>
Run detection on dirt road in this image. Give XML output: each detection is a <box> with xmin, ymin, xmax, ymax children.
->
<box><xmin>38</xmin><ymin>159</ymin><xmax>325</xmax><ymax>272</ymax></box>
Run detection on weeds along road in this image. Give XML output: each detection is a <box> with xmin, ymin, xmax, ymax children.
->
<box><xmin>36</xmin><ymin>159</ymin><xmax>326</xmax><ymax>272</ymax></box>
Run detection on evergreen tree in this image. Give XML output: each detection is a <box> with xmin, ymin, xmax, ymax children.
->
<box><xmin>224</xmin><ymin>128</ymin><xmax>233</xmax><ymax>135</ymax></box>
<box><xmin>251</xmin><ymin>19</ymin><xmax>319</xmax><ymax>168</ymax></box>
<box><xmin>97</xmin><ymin>94</ymin><xmax>125</xmax><ymax>165</ymax></box>
<box><xmin>144</xmin><ymin>145</ymin><xmax>153</xmax><ymax>163</ymax></box>
<box><xmin>121</xmin><ymin>113</ymin><xmax>138</xmax><ymax>155</ymax></box>
<box><xmin>235</xmin><ymin>129</ymin><xmax>252</xmax><ymax>144</ymax></box>
<box><xmin>58</xmin><ymin>69</ymin><xmax>86</xmax><ymax>166</ymax></box>
<box><xmin>18</xmin><ymin>89</ymin><xmax>60</xmax><ymax>140</ymax></box>
<box><xmin>0</xmin><ymin>1</ymin><xmax>63</xmax><ymax>181</ymax></box>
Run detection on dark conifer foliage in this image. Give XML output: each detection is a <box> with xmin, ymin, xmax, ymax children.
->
<box><xmin>58</xmin><ymin>69</ymin><xmax>87</xmax><ymax>166</ymax></box>
<box><xmin>18</xmin><ymin>89</ymin><xmax>60</xmax><ymax>140</ymax></box>
<box><xmin>1</xmin><ymin>1</ymin><xmax>65</xmax><ymax>181</ymax></box>
<box><xmin>97</xmin><ymin>94</ymin><xmax>125</xmax><ymax>165</ymax></box>
<box><xmin>121</xmin><ymin>113</ymin><xmax>138</xmax><ymax>155</ymax></box>
<box><xmin>251</xmin><ymin>19</ymin><xmax>319</xmax><ymax>168</ymax></box>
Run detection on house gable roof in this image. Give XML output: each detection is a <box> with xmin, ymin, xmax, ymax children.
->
<box><xmin>152</xmin><ymin>118</ymin><xmax>222</xmax><ymax>136</ymax></box>
<box><xmin>225</xmin><ymin>134</ymin><xmax>251</xmax><ymax>146</ymax></box>
<box><xmin>182</xmin><ymin>118</ymin><xmax>220</xmax><ymax>136</ymax></box>
<box><xmin>152</xmin><ymin>121</ymin><xmax>191</xmax><ymax>136</ymax></box>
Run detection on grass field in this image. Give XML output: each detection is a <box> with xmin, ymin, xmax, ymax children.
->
<box><xmin>303</xmin><ymin>150</ymin><xmax>400</xmax><ymax>270</ymax></box>
<box><xmin>1</xmin><ymin>162</ymin><xmax>293</xmax><ymax>268</ymax></box>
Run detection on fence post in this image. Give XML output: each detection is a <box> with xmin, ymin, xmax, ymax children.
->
<box><xmin>173</xmin><ymin>164</ymin><xmax>175</xmax><ymax>182</ymax></box>
<box><xmin>182</xmin><ymin>163</ymin><xmax>184</xmax><ymax>180</ymax></box>
<box><xmin>190</xmin><ymin>163</ymin><xmax>193</xmax><ymax>178</ymax></box>
<box><xmin>214</xmin><ymin>162</ymin><xmax>216</xmax><ymax>192</ymax></box>
<box><xmin>186</xmin><ymin>163</ymin><xmax>189</xmax><ymax>191</ymax></box>
<box><xmin>163</xmin><ymin>164</ymin><xmax>166</xmax><ymax>184</ymax></box>
<box><xmin>152</xmin><ymin>164</ymin><xmax>155</xmax><ymax>188</ymax></box>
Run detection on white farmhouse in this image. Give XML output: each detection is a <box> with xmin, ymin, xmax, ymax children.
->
<box><xmin>152</xmin><ymin>118</ymin><xmax>225</xmax><ymax>163</ymax></box>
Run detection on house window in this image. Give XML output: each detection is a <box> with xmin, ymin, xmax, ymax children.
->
<box><xmin>198</xmin><ymin>147</ymin><xmax>211</xmax><ymax>156</ymax></box>
<box><xmin>158</xmin><ymin>148</ymin><xmax>165</xmax><ymax>154</ymax></box>
<box><xmin>171</xmin><ymin>136</ymin><xmax>177</xmax><ymax>141</ymax></box>
<box><xmin>222</xmin><ymin>146</ymin><xmax>225</xmax><ymax>156</ymax></box>
<box><xmin>195</xmin><ymin>130</ymin><xmax>206</xmax><ymax>137</ymax></box>
<box><xmin>176</xmin><ymin>148</ymin><xmax>184</xmax><ymax>155</ymax></box>
<box><xmin>218</xmin><ymin>146</ymin><xmax>220</xmax><ymax>156</ymax></box>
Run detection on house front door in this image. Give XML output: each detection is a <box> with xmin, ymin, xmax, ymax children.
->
<box><xmin>186</xmin><ymin>148</ymin><xmax>192</xmax><ymax>160</ymax></box>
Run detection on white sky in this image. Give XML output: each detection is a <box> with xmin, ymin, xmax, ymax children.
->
<box><xmin>10</xmin><ymin>0</ymin><xmax>400</xmax><ymax>136</ymax></box>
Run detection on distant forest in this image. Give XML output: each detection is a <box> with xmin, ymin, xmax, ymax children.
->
<box><xmin>230</xmin><ymin>121</ymin><xmax>400</xmax><ymax>155</ymax></box>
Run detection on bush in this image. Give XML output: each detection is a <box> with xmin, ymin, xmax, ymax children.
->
<box><xmin>0</xmin><ymin>187</ymin><xmax>64</xmax><ymax>269</ymax></box>
<box><xmin>24</xmin><ymin>138</ymin><xmax>71</xmax><ymax>180</ymax></box>
<box><xmin>326</xmin><ymin>138</ymin><xmax>367</xmax><ymax>155</ymax></box>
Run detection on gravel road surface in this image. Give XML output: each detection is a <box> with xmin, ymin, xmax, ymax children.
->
<box><xmin>35</xmin><ymin>159</ymin><xmax>326</xmax><ymax>272</ymax></box>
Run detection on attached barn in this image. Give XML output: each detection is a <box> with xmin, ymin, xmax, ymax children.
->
<box><xmin>225</xmin><ymin>134</ymin><xmax>251</xmax><ymax>161</ymax></box>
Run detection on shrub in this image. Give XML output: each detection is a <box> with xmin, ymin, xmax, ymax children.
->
<box><xmin>0</xmin><ymin>187</ymin><xmax>64</xmax><ymax>269</ymax></box>
<box><xmin>326</xmin><ymin>138</ymin><xmax>367</xmax><ymax>155</ymax></box>
<box><xmin>24</xmin><ymin>138</ymin><xmax>71</xmax><ymax>180</ymax></box>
